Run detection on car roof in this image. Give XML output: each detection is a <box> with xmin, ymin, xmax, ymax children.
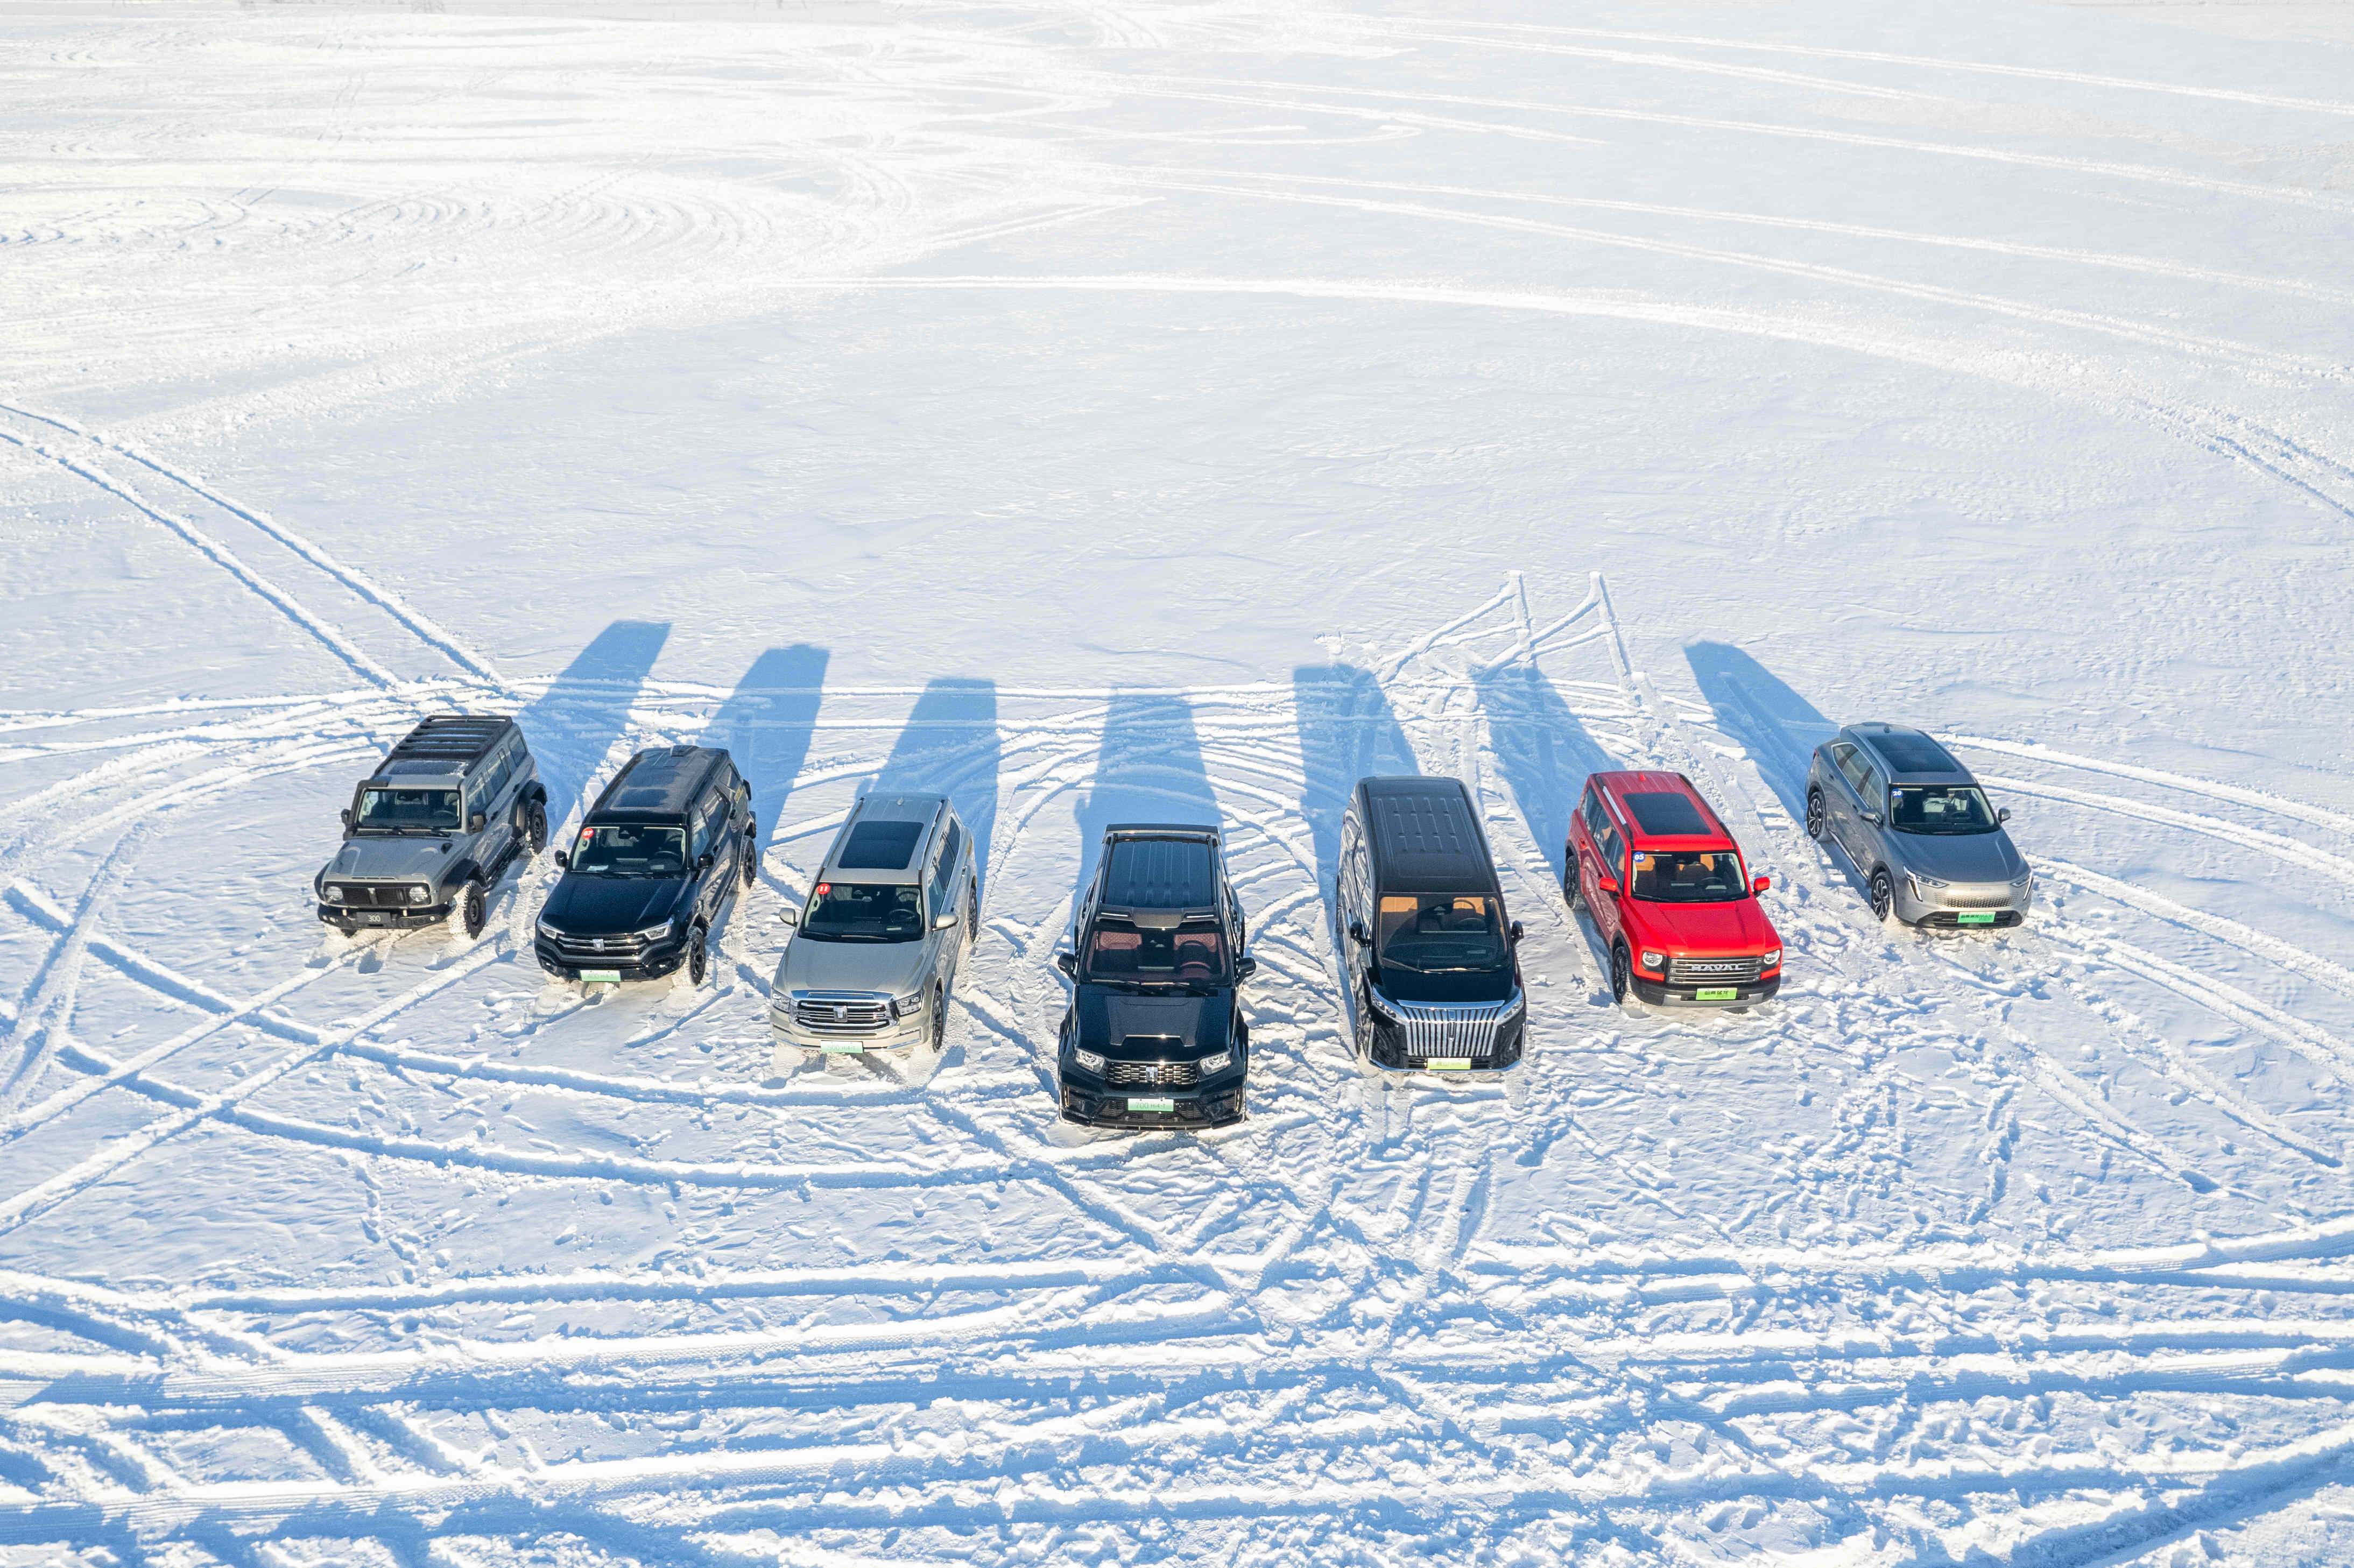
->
<box><xmin>370</xmin><ymin>714</ymin><xmax>514</xmax><ymax>783</ymax></box>
<box><xmin>1845</xmin><ymin>723</ymin><xmax>1973</xmax><ymax>784</ymax></box>
<box><xmin>588</xmin><ymin>745</ymin><xmax>729</xmax><ymax>822</ymax></box>
<box><xmin>1358</xmin><ymin>776</ymin><xmax>1498</xmax><ymax>896</ymax></box>
<box><xmin>821</xmin><ymin>793</ymin><xmax>947</xmax><ymax>885</ymax></box>
<box><xmin>1096</xmin><ymin>825</ymin><xmax>1221</xmax><ymax>921</ymax></box>
<box><xmin>1591</xmin><ymin>771</ymin><xmax>1733</xmax><ymax>847</ymax></box>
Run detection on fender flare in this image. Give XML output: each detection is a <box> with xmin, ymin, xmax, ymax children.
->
<box><xmin>447</xmin><ymin>860</ymin><xmax>482</xmax><ymax>889</ymax></box>
<box><xmin>525</xmin><ymin>782</ymin><xmax>549</xmax><ymax>806</ymax></box>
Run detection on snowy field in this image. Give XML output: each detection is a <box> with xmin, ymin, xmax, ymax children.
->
<box><xmin>5</xmin><ymin>0</ymin><xmax>2354</xmax><ymax>1562</ymax></box>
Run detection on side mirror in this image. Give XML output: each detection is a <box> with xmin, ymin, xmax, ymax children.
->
<box><xmin>1864</xmin><ymin>811</ymin><xmax>1884</xmax><ymax>828</ymax></box>
<box><xmin>1598</xmin><ymin>876</ymin><xmax>1621</xmax><ymax>896</ymax></box>
<box><xmin>1507</xmin><ymin>921</ymin><xmax>1524</xmax><ymax>943</ymax></box>
<box><xmin>779</xmin><ymin>907</ymin><xmax>799</xmax><ymax>927</ymax></box>
<box><xmin>1752</xmin><ymin>874</ymin><xmax>1771</xmax><ymax>894</ymax></box>
<box><xmin>339</xmin><ymin>808</ymin><xmax>352</xmax><ymax>830</ymax></box>
<box><xmin>933</xmin><ymin>913</ymin><xmax>957</xmax><ymax>930</ymax></box>
<box><xmin>469</xmin><ymin>813</ymin><xmax>486</xmax><ymax>832</ymax></box>
<box><xmin>1998</xmin><ymin>807</ymin><xmax>2012</xmax><ymax>823</ymax></box>
<box><xmin>1348</xmin><ymin>920</ymin><xmax>1371</xmax><ymax>947</ymax></box>
<box><xmin>554</xmin><ymin>850</ymin><xmax>569</xmax><ymax>870</ymax></box>
<box><xmin>1055</xmin><ymin>952</ymin><xmax>1077</xmax><ymax>979</ymax></box>
<box><xmin>1236</xmin><ymin>955</ymin><xmax>1259</xmax><ymax>983</ymax></box>
<box><xmin>697</xmin><ymin>851</ymin><xmax>715</xmax><ymax>872</ymax></box>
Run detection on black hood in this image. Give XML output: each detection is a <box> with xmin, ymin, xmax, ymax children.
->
<box><xmin>1073</xmin><ymin>985</ymin><xmax>1234</xmax><ymax>1058</ymax></box>
<box><xmin>1373</xmin><ymin>959</ymin><xmax>1518</xmax><ymax>1005</ymax></box>
<box><xmin>544</xmin><ymin>874</ymin><xmax>688</xmax><ymax>936</ymax></box>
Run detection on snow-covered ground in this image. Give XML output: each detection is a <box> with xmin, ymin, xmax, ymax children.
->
<box><xmin>5</xmin><ymin>0</ymin><xmax>2354</xmax><ymax>1562</ymax></box>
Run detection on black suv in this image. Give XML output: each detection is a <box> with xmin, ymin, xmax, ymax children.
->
<box><xmin>534</xmin><ymin>745</ymin><xmax>757</xmax><ymax>987</ymax></box>
<box><xmin>1054</xmin><ymin>824</ymin><xmax>1258</xmax><ymax>1129</ymax></box>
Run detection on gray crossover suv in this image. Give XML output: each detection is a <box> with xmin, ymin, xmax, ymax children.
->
<box><xmin>1806</xmin><ymin>723</ymin><xmax>2031</xmax><ymax>928</ymax></box>
<box><xmin>769</xmin><ymin>793</ymin><xmax>978</xmax><ymax>1065</ymax></box>
<box><xmin>316</xmin><ymin>714</ymin><xmax>547</xmax><ymax>940</ymax></box>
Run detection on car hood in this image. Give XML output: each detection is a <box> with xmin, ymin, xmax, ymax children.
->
<box><xmin>1073</xmin><ymin>986</ymin><xmax>1234</xmax><ymax>1057</ymax></box>
<box><xmin>542</xmin><ymin>875</ymin><xmax>688</xmax><ymax>937</ymax></box>
<box><xmin>1895</xmin><ymin>830</ymin><xmax>2026</xmax><ymax>884</ymax></box>
<box><xmin>1374</xmin><ymin>962</ymin><xmax>1518</xmax><ymax>1005</ymax></box>
<box><xmin>774</xmin><ymin>936</ymin><xmax>932</xmax><ymax>997</ymax></box>
<box><xmin>1627</xmin><ymin>896</ymin><xmax>1778</xmax><ymax>953</ymax></box>
<box><xmin>324</xmin><ymin>837</ymin><xmax>453</xmax><ymax>884</ymax></box>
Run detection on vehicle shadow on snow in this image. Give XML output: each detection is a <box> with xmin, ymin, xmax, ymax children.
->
<box><xmin>702</xmin><ymin>643</ymin><xmax>830</xmax><ymax>863</ymax></box>
<box><xmin>1683</xmin><ymin>641</ymin><xmax>1864</xmax><ymax>900</ymax></box>
<box><xmin>514</xmin><ymin>619</ymin><xmax>671</xmax><ymax>834</ymax></box>
<box><xmin>1292</xmin><ymin>663</ymin><xmax>1416</xmax><ymax>1065</ymax></box>
<box><xmin>1471</xmin><ymin>659</ymin><xmax>1621</xmax><ymax>996</ymax></box>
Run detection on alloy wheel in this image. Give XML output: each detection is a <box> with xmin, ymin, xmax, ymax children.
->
<box><xmin>688</xmin><ymin>926</ymin><xmax>707</xmax><ymax>986</ymax></box>
<box><xmin>929</xmin><ymin>986</ymin><xmax>947</xmax><ymax>1052</ymax></box>
<box><xmin>1870</xmin><ymin>870</ymin><xmax>1894</xmax><ymax>922</ymax></box>
<box><xmin>1806</xmin><ymin>791</ymin><xmax>1825</xmax><ymax>840</ymax></box>
<box><xmin>1610</xmin><ymin>943</ymin><xmax>1630</xmax><ymax>1004</ymax></box>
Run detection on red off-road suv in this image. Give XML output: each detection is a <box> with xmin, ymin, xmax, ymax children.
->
<box><xmin>1567</xmin><ymin>771</ymin><xmax>1782</xmax><ymax>1009</ymax></box>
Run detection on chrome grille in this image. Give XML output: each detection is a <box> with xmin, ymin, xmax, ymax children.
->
<box><xmin>1940</xmin><ymin>886</ymin><xmax>2013</xmax><ymax>909</ymax></box>
<box><xmin>793</xmin><ymin>994</ymin><xmax>891</xmax><ymax>1034</ymax></box>
<box><xmin>553</xmin><ymin>931</ymin><xmax>649</xmax><ymax>962</ymax></box>
<box><xmin>1106</xmin><ymin>1060</ymin><xmax>1201</xmax><ymax>1089</ymax></box>
<box><xmin>1390</xmin><ymin>1000</ymin><xmax>1507</xmax><ymax>1062</ymax></box>
<box><xmin>1666</xmin><ymin>955</ymin><xmax>1763</xmax><ymax>986</ymax></box>
<box><xmin>337</xmin><ymin>882</ymin><xmax>428</xmax><ymax>909</ymax></box>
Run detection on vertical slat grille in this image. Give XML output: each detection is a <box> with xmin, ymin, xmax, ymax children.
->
<box><xmin>1393</xmin><ymin>1002</ymin><xmax>1505</xmax><ymax>1062</ymax></box>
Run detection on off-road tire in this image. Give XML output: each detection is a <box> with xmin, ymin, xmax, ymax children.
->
<box><xmin>1806</xmin><ymin>790</ymin><xmax>1826</xmax><ymax>842</ymax></box>
<box><xmin>741</xmin><ymin>839</ymin><xmax>759</xmax><ymax>890</ymax></box>
<box><xmin>1610</xmin><ymin>942</ymin><xmax>1632</xmax><ymax>1006</ymax></box>
<box><xmin>525</xmin><ymin>799</ymin><xmax>548</xmax><ymax>854</ymax></box>
<box><xmin>1352</xmin><ymin>981</ymin><xmax>1373</xmax><ymax>1060</ymax></box>
<box><xmin>1563</xmin><ymin>854</ymin><xmax>1580</xmax><ymax>910</ymax></box>
<box><xmin>967</xmin><ymin>887</ymin><xmax>980</xmax><ymax>943</ymax></box>
<box><xmin>928</xmin><ymin>985</ymin><xmax>947</xmax><ymax>1053</ymax></box>
<box><xmin>1869</xmin><ymin>868</ymin><xmax>1896</xmax><ymax>923</ymax></box>
<box><xmin>687</xmin><ymin>924</ymin><xmax>708</xmax><ymax>986</ymax></box>
<box><xmin>459</xmin><ymin>880</ymin><xmax>487</xmax><ymax>941</ymax></box>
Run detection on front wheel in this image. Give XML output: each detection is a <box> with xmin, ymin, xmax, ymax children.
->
<box><xmin>686</xmin><ymin>924</ymin><xmax>708</xmax><ymax>986</ymax></box>
<box><xmin>928</xmin><ymin>985</ymin><xmax>947</xmax><ymax>1053</ymax></box>
<box><xmin>741</xmin><ymin>837</ymin><xmax>759</xmax><ymax>890</ymax></box>
<box><xmin>1805</xmin><ymin>789</ymin><xmax>1826</xmax><ymax>842</ymax></box>
<box><xmin>457</xmin><ymin>880</ymin><xmax>487</xmax><ymax>941</ymax></box>
<box><xmin>967</xmin><ymin>885</ymin><xmax>980</xmax><ymax>943</ymax></box>
<box><xmin>525</xmin><ymin>799</ymin><xmax>548</xmax><ymax>854</ymax></box>
<box><xmin>1610</xmin><ymin>942</ymin><xmax>1631</xmax><ymax>1006</ymax></box>
<box><xmin>1562</xmin><ymin>854</ymin><xmax>1580</xmax><ymax>910</ymax></box>
<box><xmin>1869</xmin><ymin>868</ymin><xmax>1896</xmax><ymax>923</ymax></box>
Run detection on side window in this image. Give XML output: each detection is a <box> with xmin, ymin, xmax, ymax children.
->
<box><xmin>1860</xmin><ymin>765</ymin><xmax>1887</xmax><ymax>815</ymax></box>
<box><xmin>1598</xmin><ymin>822</ymin><xmax>1625</xmax><ymax>878</ymax></box>
<box><xmin>1833</xmin><ymin>743</ymin><xmax>1869</xmax><ymax>793</ymax></box>
<box><xmin>690</xmin><ymin>791</ymin><xmax>722</xmax><ymax>859</ymax></box>
<box><xmin>931</xmin><ymin>820</ymin><xmax>963</xmax><ymax>910</ymax></box>
<box><xmin>1579</xmin><ymin>788</ymin><xmax>1608</xmax><ymax>845</ymax></box>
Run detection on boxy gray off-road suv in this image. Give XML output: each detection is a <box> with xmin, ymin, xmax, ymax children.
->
<box><xmin>767</xmin><ymin>793</ymin><xmax>978</xmax><ymax>1066</ymax></box>
<box><xmin>316</xmin><ymin>715</ymin><xmax>547</xmax><ymax>940</ymax></box>
<box><xmin>1806</xmin><ymin>723</ymin><xmax>2032</xmax><ymax>928</ymax></box>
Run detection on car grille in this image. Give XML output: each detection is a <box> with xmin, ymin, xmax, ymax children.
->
<box><xmin>551</xmin><ymin>931</ymin><xmax>650</xmax><ymax>962</ymax></box>
<box><xmin>1939</xmin><ymin>886</ymin><xmax>2014</xmax><ymax>909</ymax></box>
<box><xmin>1106</xmin><ymin>1059</ymin><xmax>1201</xmax><ymax>1089</ymax></box>
<box><xmin>1666</xmin><ymin>955</ymin><xmax>1764</xmax><ymax>986</ymax></box>
<box><xmin>1389</xmin><ymin>1000</ymin><xmax>1511</xmax><ymax>1063</ymax></box>
<box><xmin>339</xmin><ymin>882</ymin><xmax>428</xmax><ymax>909</ymax></box>
<box><xmin>793</xmin><ymin>994</ymin><xmax>892</xmax><ymax>1034</ymax></box>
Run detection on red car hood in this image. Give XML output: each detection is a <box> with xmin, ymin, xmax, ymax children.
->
<box><xmin>1626</xmin><ymin>896</ymin><xmax>1777</xmax><ymax>955</ymax></box>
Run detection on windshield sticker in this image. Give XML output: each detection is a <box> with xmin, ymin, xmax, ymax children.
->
<box><xmin>814</xmin><ymin>882</ymin><xmax>830</xmax><ymax>895</ymax></box>
<box><xmin>1632</xmin><ymin>852</ymin><xmax>1650</xmax><ymax>865</ymax></box>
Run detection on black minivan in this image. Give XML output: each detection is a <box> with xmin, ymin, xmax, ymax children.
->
<box><xmin>1053</xmin><ymin>823</ymin><xmax>1258</xmax><ymax>1128</ymax></box>
<box><xmin>1337</xmin><ymin>776</ymin><xmax>1526</xmax><ymax>1072</ymax></box>
<box><xmin>534</xmin><ymin>745</ymin><xmax>757</xmax><ymax>987</ymax></box>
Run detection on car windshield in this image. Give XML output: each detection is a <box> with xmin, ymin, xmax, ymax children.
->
<box><xmin>802</xmin><ymin>881</ymin><xmax>924</xmax><ymax>943</ymax></box>
<box><xmin>1376</xmin><ymin>895</ymin><xmax>1505</xmax><ymax>972</ymax></box>
<box><xmin>570</xmin><ymin>823</ymin><xmax>686</xmax><ymax>877</ymax></box>
<box><xmin>355</xmin><ymin>787</ymin><xmax>460</xmax><ymax>832</ymax></box>
<box><xmin>1629</xmin><ymin>850</ymin><xmax>1747</xmax><ymax>902</ymax></box>
<box><xmin>1083</xmin><ymin>917</ymin><xmax>1227</xmax><ymax>987</ymax></box>
<box><xmin>1890</xmin><ymin>785</ymin><xmax>2000</xmax><ymax>835</ymax></box>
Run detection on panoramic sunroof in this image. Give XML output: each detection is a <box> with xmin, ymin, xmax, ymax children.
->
<box><xmin>1873</xmin><ymin>731</ymin><xmax>1962</xmax><ymax>774</ymax></box>
<box><xmin>838</xmin><ymin>820</ymin><xmax>925</xmax><ymax>870</ymax></box>
<box><xmin>1621</xmin><ymin>790</ymin><xmax>1710</xmax><ymax>837</ymax></box>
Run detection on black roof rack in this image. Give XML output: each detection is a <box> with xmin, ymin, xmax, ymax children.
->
<box><xmin>1359</xmin><ymin>776</ymin><xmax>1499</xmax><ymax>896</ymax></box>
<box><xmin>589</xmin><ymin>745</ymin><xmax>727</xmax><ymax>820</ymax></box>
<box><xmin>378</xmin><ymin>714</ymin><xmax>512</xmax><ymax>773</ymax></box>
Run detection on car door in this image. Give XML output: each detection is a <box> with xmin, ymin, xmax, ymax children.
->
<box><xmin>470</xmin><ymin>748</ymin><xmax>516</xmax><ymax>877</ymax></box>
<box><xmin>927</xmin><ymin>816</ymin><xmax>962</xmax><ymax>990</ymax></box>
<box><xmin>1338</xmin><ymin>813</ymin><xmax>1369</xmax><ymax>985</ymax></box>
<box><xmin>1826</xmin><ymin>743</ymin><xmax>1867</xmax><ymax>856</ymax></box>
<box><xmin>1850</xmin><ymin>753</ymin><xmax>1891</xmax><ymax>869</ymax></box>
<box><xmin>1592</xmin><ymin>817</ymin><xmax>1627</xmax><ymax>947</ymax></box>
<box><xmin>688</xmin><ymin>786</ymin><xmax>726</xmax><ymax>924</ymax></box>
<box><xmin>1575</xmin><ymin>788</ymin><xmax>1610</xmax><ymax>913</ymax></box>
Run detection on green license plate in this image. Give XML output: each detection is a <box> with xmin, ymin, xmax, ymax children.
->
<box><xmin>1126</xmin><ymin>1098</ymin><xmax>1175</xmax><ymax>1113</ymax></box>
<box><xmin>820</xmin><ymin>1042</ymin><xmax>865</xmax><ymax>1054</ymax></box>
<box><xmin>1956</xmin><ymin>912</ymin><xmax>1997</xmax><ymax>925</ymax></box>
<box><xmin>1695</xmin><ymin>987</ymin><xmax>1738</xmax><ymax>1001</ymax></box>
<box><xmin>1425</xmin><ymin>1058</ymin><xmax>1473</xmax><ymax>1071</ymax></box>
<box><xmin>580</xmin><ymin>969</ymin><xmax>622</xmax><ymax>984</ymax></box>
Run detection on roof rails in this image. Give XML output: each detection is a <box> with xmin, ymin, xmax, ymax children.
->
<box><xmin>382</xmin><ymin>715</ymin><xmax>510</xmax><ymax>770</ymax></box>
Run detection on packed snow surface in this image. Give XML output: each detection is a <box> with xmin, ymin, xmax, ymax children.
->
<box><xmin>4</xmin><ymin>0</ymin><xmax>2354</xmax><ymax>1562</ymax></box>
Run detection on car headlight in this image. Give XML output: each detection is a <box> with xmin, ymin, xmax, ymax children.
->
<box><xmin>322</xmin><ymin>885</ymin><xmax>344</xmax><ymax>903</ymax></box>
<box><xmin>536</xmin><ymin>917</ymin><xmax>561</xmax><ymax>938</ymax></box>
<box><xmin>1639</xmin><ymin>950</ymin><xmax>1665</xmax><ymax>972</ymax></box>
<box><xmin>2012</xmin><ymin>869</ymin><xmax>2033</xmax><ymax>886</ymax></box>
<box><xmin>635</xmin><ymin>921</ymin><xmax>673</xmax><ymax>941</ymax></box>
<box><xmin>1197</xmin><ymin>1051</ymin><xmax>1232</xmax><ymax>1077</ymax></box>
<box><xmin>890</xmin><ymin>990</ymin><xmax>926</xmax><ymax>1020</ymax></box>
<box><xmin>407</xmin><ymin>885</ymin><xmax>431</xmax><ymax>905</ymax></box>
<box><xmin>1363</xmin><ymin>988</ymin><xmax>1398</xmax><ymax>1020</ymax></box>
<box><xmin>1072</xmin><ymin>1047</ymin><xmax>1106</xmax><ymax>1073</ymax></box>
<box><xmin>1760</xmin><ymin>948</ymin><xmax>1781</xmax><ymax>970</ymax></box>
<box><xmin>1911</xmin><ymin>872</ymin><xmax>1949</xmax><ymax>893</ymax></box>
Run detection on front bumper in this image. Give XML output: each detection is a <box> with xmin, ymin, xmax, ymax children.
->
<box><xmin>1896</xmin><ymin>882</ymin><xmax>2031</xmax><ymax>928</ymax></box>
<box><xmin>1632</xmin><ymin>973</ymin><xmax>1781</xmax><ymax>1008</ymax></box>
<box><xmin>534</xmin><ymin>936</ymin><xmax>685</xmax><ymax>983</ymax></box>
<box><xmin>320</xmin><ymin>900</ymin><xmax>450</xmax><ymax>930</ymax></box>
<box><xmin>1059</xmin><ymin>1078</ymin><xmax>1245</xmax><ymax>1129</ymax></box>
<box><xmin>770</xmin><ymin>1014</ymin><xmax>927</xmax><ymax>1056</ymax></box>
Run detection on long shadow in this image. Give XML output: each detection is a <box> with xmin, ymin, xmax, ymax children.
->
<box><xmin>874</xmin><ymin>678</ymin><xmax>1000</xmax><ymax>892</ymax></box>
<box><xmin>1076</xmin><ymin>693</ymin><xmax>1219</xmax><ymax>893</ymax></box>
<box><xmin>1291</xmin><ymin>663</ymin><xmax>1416</xmax><ymax>911</ymax></box>
<box><xmin>512</xmin><ymin>619</ymin><xmax>669</xmax><ymax>830</ymax></box>
<box><xmin>702</xmin><ymin>645</ymin><xmax>830</xmax><ymax>846</ymax></box>
<box><xmin>1683</xmin><ymin>642</ymin><xmax>1838</xmax><ymax>820</ymax></box>
<box><xmin>1469</xmin><ymin>661</ymin><xmax>1618</xmax><ymax>881</ymax></box>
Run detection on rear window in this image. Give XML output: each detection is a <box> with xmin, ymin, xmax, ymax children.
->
<box><xmin>838</xmin><ymin>820</ymin><xmax>925</xmax><ymax>870</ymax></box>
<box><xmin>1621</xmin><ymin>790</ymin><xmax>1711</xmax><ymax>838</ymax></box>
